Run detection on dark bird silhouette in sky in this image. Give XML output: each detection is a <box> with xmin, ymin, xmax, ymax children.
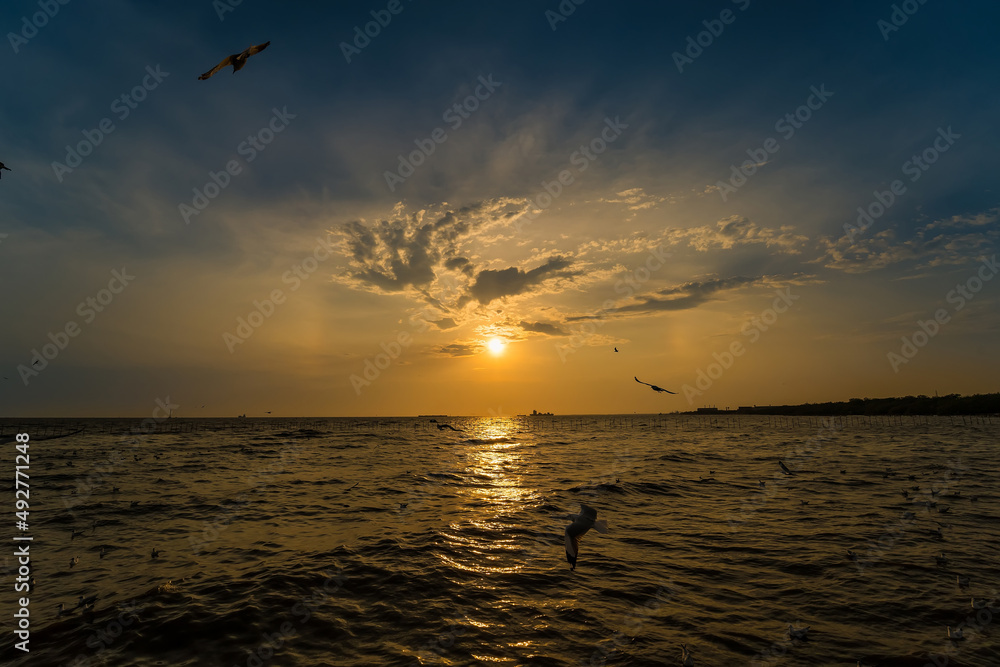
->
<box><xmin>634</xmin><ymin>376</ymin><xmax>676</xmax><ymax>394</ymax></box>
<box><xmin>564</xmin><ymin>504</ymin><xmax>608</xmax><ymax>570</ymax></box>
<box><xmin>199</xmin><ymin>41</ymin><xmax>271</xmax><ymax>80</ymax></box>
<box><xmin>614</xmin><ymin>347</ymin><xmax>618</xmax><ymax>352</ymax></box>
<box><xmin>0</xmin><ymin>162</ymin><xmax>10</xmax><ymax>178</ymax></box>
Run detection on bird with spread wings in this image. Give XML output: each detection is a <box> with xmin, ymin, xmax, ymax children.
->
<box><xmin>634</xmin><ymin>376</ymin><xmax>676</xmax><ymax>394</ymax></box>
<box><xmin>198</xmin><ymin>41</ymin><xmax>271</xmax><ymax>80</ymax></box>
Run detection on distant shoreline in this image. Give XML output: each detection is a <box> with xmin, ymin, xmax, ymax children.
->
<box><xmin>681</xmin><ymin>392</ymin><xmax>999</xmax><ymax>417</ymax></box>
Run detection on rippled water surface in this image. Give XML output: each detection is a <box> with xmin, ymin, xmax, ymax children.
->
<box><xmin>1</xmin><ymin>416</ymin><xmax>998</xmax><ymax>666</ymax></box>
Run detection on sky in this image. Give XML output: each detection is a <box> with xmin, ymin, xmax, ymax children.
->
<box><xmin>1</xmin><ymin>0</ymin><xmax>998</xmax><ymax>417</ymax></box>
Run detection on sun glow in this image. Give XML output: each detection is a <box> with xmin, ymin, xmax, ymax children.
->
<box><xmin>487</xmin><ymin>337</ymin><xmax>506</xmax><ymax>355</ymax></box>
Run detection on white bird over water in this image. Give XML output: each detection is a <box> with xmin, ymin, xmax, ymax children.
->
<box><xmin>787</xmin><ymin>624</ymin><xmax>810</xmax><ymax>640</ymax></box>
<box><xmin>564</xmin><ymin>504</ymin><xmax>609</xmax><ymax>571</ymax></box>
<box><xmin>198</xmin><ymin>41</ymin><xmax>271</xmax><ymax>80</ymax></box>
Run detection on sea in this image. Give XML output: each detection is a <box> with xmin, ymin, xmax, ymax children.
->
<box><xmin>1</xmin><ymin>415</ymin><xmax>997</xmax><ymax>667</ymax></box>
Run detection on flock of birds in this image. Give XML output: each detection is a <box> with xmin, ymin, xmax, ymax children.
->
<box><xmin>55</xmin><ymin>467</ymin><xmax>164</xmax><ymax>621</ymax></box>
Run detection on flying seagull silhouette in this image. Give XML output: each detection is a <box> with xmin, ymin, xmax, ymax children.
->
<box><xmin>564</xmin><ymin>504</ymin><xmax>608</xmax><ymax>570</ymax></box>
<box><xmin>779</xmin><ymin>460</ymin><xmax>793</xmax><ymax>475</ymax></box>
<box><xmin>198</xmin><ymin>41</ymin><xmax>271</xmax><ymax>80</ymax></box>
<box><xmin>436</xmin><ymin>423</ymin><xmax>463</xmax><ymax>432</ymax></box>
<box><xmin>634</xmin><ymin>377</ymin><xmax>676</xmax><ymax>394</ymax></box>
<box><xmin>0</xmin><ymin>162</ymin><xmax>10</xmax><ymax>178</ymax></box>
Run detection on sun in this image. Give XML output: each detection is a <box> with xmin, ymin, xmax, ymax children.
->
<box><xmin>487</xmin><ymin>337</ymin><xmax>507</xmax><ymax>355</ymax></box>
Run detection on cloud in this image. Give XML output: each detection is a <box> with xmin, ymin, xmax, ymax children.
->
<box><xmin>598</xmin><ymin>187</ymin><xmax>668</xmax><ymax>210</ymax></box>
<box><xmin>816</xmin><ymin>208</ymin><xmax>1000</xmax><ymax>274</ymax></box>
<box><xmin>432</xmin><ymin>317</ymin><xmax>459</xmax><ymax>330</ymax></box>
<box><xmin>517</xmin><ymin>320</ymin><xmax>568</xmax><ymax>336</ymax></box>
<box><xmin>469</xmin><ymin>256</ymin><xmax>577</xmax><ymax>304</ymax></box>
<box><xmin>565</xmin><ymin>274</ymin><xmax>816</xmax><ymax>321</ymax></box>
<box><xmin>435</xmin><ymin>342</ymin><xmax>480</xmax><ymax>357</ymax></box>
<box><xmin>682</xmin><ymin>216</ymin><xmax>809</xmax><ymax>253</ymax></box>
<box><xmin>334</xmin><ymin>198</ymin><xmax>530</xmax><ymax>294</ymax></box>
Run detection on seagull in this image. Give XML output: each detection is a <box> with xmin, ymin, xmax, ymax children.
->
<box><xmin>779</xmin><ymin>460</ymin><xmax>793</xmax><ymax>475</ymax></box>
<box><xmin>343</xmin><ymin>481</ymin><xmax>360</xmax><ymax>492</ymax></box>
<box><xmin>800</xmin><ymin>500</ymin><xmax>809</xmax><ymax>506</ymax></box>
<box><xmin>76</xmin><ymin>594</ymin><xmax>98</xmax><ymax>609</ymax></box>
<box><xmin>564</xmin><ymin>503</ymin><xmax>608</xmax><ymax>571</ymax></box>
<box><xmin>69</xmin><ymin>556</ymin><xmax>79</xmax><ymax>569</ymax></box>
<box><xmin>935</xmin><ymin>553</ymin><xmax>948</xmax><ymax>566</ymax></box>
<box><xmin>758</xmin><ymin>480</ymin><xmax>766</xmax><ymax>489</ymax></box>
<box><xmin>199</xmin><ymin>41</ymin><xmax>271</xmax><ymax>80</ymax></box>
<box><xmin>151</xmin><ymin>548</ymin><xmax>162</xmax><ymax>559</ymax></box>
<box><xmin>947</xmin><ymin>626</ymin><xmax>964</xmax><ymax>640</ymax></box>
<box><xmin>840</xmin><ymin>469</ymin><xmax>846</xmax><ymax>474</ymax></box>
<box><xmin>634</xmin><ymin>377</ymin><xmax>676</xmax><ymax>394</ymax></box>
<box><xmin>846</xmin><ymin>550</ymin><xmax>859</xmax><ymax>561</ymax></box>
<box><xmin>436</xmin><ymin>423</ymin><xmax>463</xmax><ymax>432</ymax></box>
<box><xmin>0</xmin><ymin>162</ymin><xmax>10</xmax><ymax>178</ymax></box>
<box><xmin>680</xmin><ymin>644</ymin><xmax>694</xmax><ymax>666</ymax></box>
<box><xmin>614</xmin><ymin>347</ymin><xmax>618</xmax><ymax>352</ymax></box>
<box><xmin>901</xmin><ymin>490</ymin><xmax>909</xmax><ymax>499</ymax></box>
<box><xmin>787</xmin><ymin>624</ymin><xmax>810</xmax><ymax>640</ymax></box>
<box><xmin>938</xmin><ymin>506</ymin><xmax>950</xmax><ymax>514</ymax></box>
